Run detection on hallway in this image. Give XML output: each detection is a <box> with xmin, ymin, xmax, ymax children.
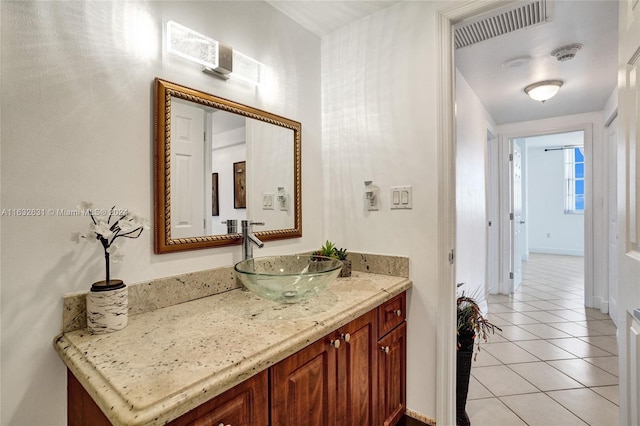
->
<box><xmin>467</xmin><ymin>254</ymin><xmax>619</xmax><ymax>425</ymax></box>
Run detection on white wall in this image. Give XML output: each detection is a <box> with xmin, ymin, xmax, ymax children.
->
<box><xmin>527</xmin><ymin>146</ymin><xmax>585</xmax><ymax>255</ymax></box>
<box><xmin>0</xmin><ymin>2</ymin><xmax>321</xmax><ymax>424</ymax></box>
<box><xmin>455</xmin><ymin>70</ymin><xmax>497</xmax><ymax>313</ymax></box>
<box><xmin>248</xmin><ymin>120</ymin><xmax>295</xmax><ymax>230</ymax></box>
<box><xmin>322</xmin><ymin>1</ymin><xmax>448</xmax><ymax>419</ymax></box>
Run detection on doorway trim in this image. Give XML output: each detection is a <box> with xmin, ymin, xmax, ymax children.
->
<box><xmin>498</xmin><ymin>125</ymin><xmax>594</xmax><ymax>308</ymax></box>
<box><xmin>436</xmin><ymin>2</ymin><xmax>504</xmax><ymax>424</ymax></box>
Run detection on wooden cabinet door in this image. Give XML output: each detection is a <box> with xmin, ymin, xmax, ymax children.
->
<box><xmin>168</xmin><ymin>370</ymin><xmax>268</xmax><ymax>426</ymax></box>
<box><xmin>336</xmin><ymin>310</ymin><xmax>377</xmax><ymax>426</ymax></box>
<box><xmin>270</xmin><ymin>336</ymin><xmax>338</xmax><ymax>426</ymax></box>
<box><xmin>377</xmin><ymin>321</ymin><xmax>406</xmax><ymax>426</ymax></box>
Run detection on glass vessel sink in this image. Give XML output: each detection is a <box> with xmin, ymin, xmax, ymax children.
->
<box><xmin>234</xmin><ymin>255</ymin><xmax>343</xmax><ymax>303</ymax></box>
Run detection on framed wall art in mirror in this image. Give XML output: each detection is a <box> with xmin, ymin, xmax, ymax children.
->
<box><xmin>154</xmin><ymin>78</ymin><xmax>302</xmax><ymax>254</ymax></box>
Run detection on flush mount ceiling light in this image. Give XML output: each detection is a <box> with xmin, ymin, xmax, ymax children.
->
<box><xmin>524</xmin><ymin>80</ymin><xmax>563</xmax><ymax>103</ymax></box>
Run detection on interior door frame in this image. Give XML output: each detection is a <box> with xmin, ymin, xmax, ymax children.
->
<box><xmin>605</xmin><ymin>110</ymin><xmax>618</xmax><ymax>326</ymax></box>
<box><xmin>437</xmin><ymin>3</ymin><xmax>598</xmax><ymax>422</ymax></box>
<box><xmin>498</xmin><ymin>125</ymin><xmax>594</xmax><ymax>306</ymax></box>
<box><xmin>436</xmin><ymin>2</ymin><xmax>504</xmax><ymax>425</ymax></box>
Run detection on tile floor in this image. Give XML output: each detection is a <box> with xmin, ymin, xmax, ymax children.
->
<box><xmin>466</xmin><ymin>253</ymin><xmax>619</xmax><ymax>426</ymax></box>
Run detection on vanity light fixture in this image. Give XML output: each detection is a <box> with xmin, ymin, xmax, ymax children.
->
<box><xmin>166</xmin><ymin>20</ymin><xmax>219</xmax><ymax>70</ymax></box>
<box><xmin>166</xmin><ymin>21</ymin><xmax>263</xmax><ymax>85</ymax></box>
<box><xmin>202</xmin><ymin>43</ymin><xmax>233</xmax><ymax>80</ymax></box>
<box><xmin>524</xmin><ymin>80</ymin><xmax>563</xmax><ymax>103</ymax></box>
<box><xmin>231</xmin><ymin>50</ymin><xmax>264</xmax><ymax>86</ymax></box>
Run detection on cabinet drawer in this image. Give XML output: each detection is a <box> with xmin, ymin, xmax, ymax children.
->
<box><xmin>378</xmin><ymin>293</ymin><xmax>406</xmax><ymax>338</ymax></box>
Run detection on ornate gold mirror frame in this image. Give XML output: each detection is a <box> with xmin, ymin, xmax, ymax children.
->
<box><xmin>154</xmin><ymin>78</ymin><xmax>302</xmax><ymax>253</ymax></box>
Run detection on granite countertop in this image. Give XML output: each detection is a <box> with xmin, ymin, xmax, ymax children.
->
<box><xmin>54</xmin><ymin>271</ymin><xmax>411</xmax><ymax>426</ymax></box>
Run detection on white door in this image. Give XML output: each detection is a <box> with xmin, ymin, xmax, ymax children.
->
<box><xmin>618</xmin><ymin>1</ymin><xmax>640</xmax><ymax>423</ymax></box>
<box><xmin>486</xmin><ymin>130</ymin><xmax>499</xmax><ymax>294</ymax></box>
<box><xmin>511</xmin><ymin>142</ymin><xmax>524</xmax><ymax>292</ymax></box>
<box><xmin>607</xmin><ymin>118</ymin><xmax>619</xmax><ymax>326</ymax></box>
<box><xmin>170</xmin><ymin>99</ymin><xmax>206</xmax><ymax>239</ymax></box>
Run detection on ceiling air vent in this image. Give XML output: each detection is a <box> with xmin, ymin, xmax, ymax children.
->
<box><xmin>454</xmin><ymin>1</ymin><xmax>552</xmax><ymax>49</ymax></box>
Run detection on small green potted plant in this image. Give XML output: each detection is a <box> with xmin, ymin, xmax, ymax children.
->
<box><xmin>314</xmin><ymin>240</ymin><xmax>338</xmax><ymax>259</ymax></box>
<box><xmin>312</xmin><ymin>241</ymin><xmax>351</xmax><ymax>277</ymax></box>
<box><xmin>333</xmin><ymin>246</ymin><xmax>351</xmax><ymax>277</ymax></box>
<box><xmin>456</xmin><ymin>293</ymin><xmax>500</xmax><ymax>426</ymax></box>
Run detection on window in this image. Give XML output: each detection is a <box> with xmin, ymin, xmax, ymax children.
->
<box><xmin>564</xmin><ymin>147</ymin><xmax>584</xmax><ymax>213</ymax></box>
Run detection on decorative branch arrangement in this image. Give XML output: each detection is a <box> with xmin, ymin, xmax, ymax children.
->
<box><xmin>72</xmin><ymin>201</ymin><xmax>148</xmax><ymax>285</ymax></box>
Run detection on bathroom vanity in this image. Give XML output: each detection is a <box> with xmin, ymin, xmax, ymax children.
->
<box><xmin>55</xmin><ymin>267</ymin><xmax>410</xmax><ymax>426</ymax></box>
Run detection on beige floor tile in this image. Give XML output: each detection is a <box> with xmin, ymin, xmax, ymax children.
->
<box><xmin>467</xmin><ymin>376</ymin><xmax>493</xmax><ymax>400</ymax></box>
<box><xmin>500</xmin><ymin>393</ymin><xmax>587</xmax><ymax>425</ymax></box>
<box><xmin>578</xmin><ymin>335</ymin><xmax>619</xmax><ymax>355</ymax></box>
<box><xmin>488</xmin><ymin>303</ymin><xmax>516</xmax><ymax>314</ymax></box>
<box><xmin>472</xmin><ymin>349</ymin><xmax>502</xmax><ymax>367</ymax></box>
<box><xmin>470</xmin><ymin>255</ymin><xmax>620</xmax><ymax>425</ymax></box>
<box><xmin>481</xmin><ymin>330</ymin><xmax>508</xmax><ymax>344</ymax></box>
<box><xmin>546</xmin><ymin>309</ymin><xmax>590</xmax><ymax>322</ymax></box>
<box><xmin>520</xmin><ymin>310</ymin><xmax>567</xmax><ymax>323</ymax></box>
<box><xmin>548</xmin><ymin>388</ymin><xmax>619</xmax><ymax>425</ymax></box>
<box><xmin>488</xmin><ymin>294</ymin><xmax>513</xmax><ymax>303</ymax></box>
<box><xmin>576</xmin><ymin>320</ymin><xmax>618</xmax><ymax>336</ymax></box>
<box><xmin>466</xmin><ymin>397</ymin><xmax>528</xmax><ymax>426</ymax></box>
<box><xmin>582</xmin><ymin>308</ymin><xmax>613</xmax><ymax>320</ymax></box>
<box><xmin>547</xmin><ymin>359</ymin><xmax>619</xmax><ymax>387</ymax></box>
<box><xmin>483</xmin><ymin>342</ymin><xmax>539</xmax><ymax>364</ymax></box>
<box><xmin>591</xmin><ymin>385</ymin><xmax>619</xmax><ymax>405</ymax></box>
<box><xmin>547</xmin><ymin>337</ymin><xmax>614</xmax><ymax>358</ymax></box>
<box><xmin>523</xmin><ymin>299</ymin><xmax>565</xmax><ymax>310</ymax></box>
<box><xmin>511</xmin><ymin>293</ymin><xmax>544</xmax><ymax>302</ymax></box>
<box><xmin>548</xmin><ymin>299</ymin><xmax>585</xmax><ymax>309</ymax></box>
<box><xmin>518</xmin><ymin>323</ymin><xmax>572</xmax><ymax>339</ymax></box>
<box><xmin>486</xmin><ymin>314</ymin><xmax>514</xmax><ymax>327</ymax></box>
<box><xmin>472</xmin><ymin>365</ymin><xmax>539</xmax><ymax>396</ymax></box>
<box><xmin>514</xmin><ymin>340</ymin><xmax>577</xmax><ymax>361</ymax></box>
<box><xmin>548</xmin><ymin>321</ymin><xmax>594</xmax><ymax>337</ymax></box>
<box><xmin>497</xmin><ymin>325</ymin><xmax>540</xmax><ymax>341</ymax></box>
<box><xmin>509</xmin><ymin>362</ymin><xmax>583</xmax><ymax>391</ymax></box>
<box><xmin>498</xmin><ymin>301</ymin><xmax>540</xmax><ymax>312</ymax></box>
<box><xmin>493</xmin><ymin>312</ymin><xmax>541</xmax><ymax>325</ymax></box>
<box><xmin>584</xmin><ymin>356</ymin><xmax>619</xmax><ymax>377</ymax></box>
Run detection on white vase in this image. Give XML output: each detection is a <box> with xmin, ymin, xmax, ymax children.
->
<box><xmin>86</xmin><ymin>280</ymin><xmax>128</xmax><ymax>334</ymax></box>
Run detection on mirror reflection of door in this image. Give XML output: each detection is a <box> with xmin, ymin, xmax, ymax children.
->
<box><xmin>171</xmin><ymin>99</ymin><xmax>206</xmax><ymax>239</ymax></box>
<box><xmin>210</xmin><ymin>110</ymin><xmax>247</xmax><ymax>235</ymax></box>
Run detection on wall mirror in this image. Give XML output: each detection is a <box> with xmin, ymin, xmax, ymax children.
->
<box><xmin>154</xmin><ymin>78</ymin><xmax>302</xmax><ymax>253</ymax></box>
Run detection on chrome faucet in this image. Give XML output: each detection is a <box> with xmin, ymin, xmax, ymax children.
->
<box><xmin>241</xmin><ymin>220</ymin><xmax>264</xmax><ymax>260</ymax></box>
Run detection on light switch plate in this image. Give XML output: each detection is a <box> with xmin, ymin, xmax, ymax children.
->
<box><xmin>390</xmin><ymin>185</ymin><xmax>412</xmax><ymax>210</ymax></box>
<box><xmin>263</xmin><ymin>193</ymin><xmax>274</xmax><ymax>210</ymax></box>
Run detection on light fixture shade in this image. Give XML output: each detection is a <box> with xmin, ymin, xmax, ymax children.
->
<box><xmin>524</xmin><ymin>80</ymin><xmax>563</xmax><ymax>102</ymax></box>
<box><xmin>231</xmin><ymin>50</ymin><xmax>264</xmax><ymax>85</ymax></box>
<box><xmin>167</xmin><ymin>21</ymin><xmax>219</xmax><ymax>69</ymax></box>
